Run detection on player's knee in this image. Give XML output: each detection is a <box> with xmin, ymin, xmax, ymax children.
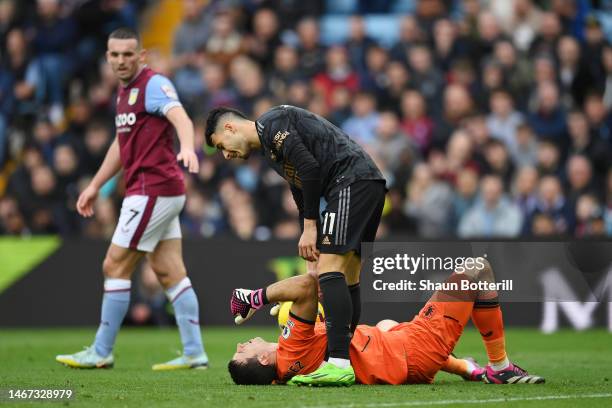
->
<box><xmin>476</xmin><ymin>259</ymin><xmax>495</xmax><ymax>282</ymax></box>
<box><xmin>149</xmin><ymin>258</ymin><xmax>186</xmax><ymax>289</ymax></box>
<box><xmin>297</xmin><ymin>273</ymin><xmax>317</xmax><ymax>298</ymax></box>
<box><xmin>102</xmin><ymin>255</ymin><xmax>121</xmax><ymax>279</ymax></box>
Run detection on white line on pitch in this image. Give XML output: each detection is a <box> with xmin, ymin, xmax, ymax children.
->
<box><xmin>302</xmin><ymin>393</ymin><xmax>612</xmax><ymax>408</ymax></box>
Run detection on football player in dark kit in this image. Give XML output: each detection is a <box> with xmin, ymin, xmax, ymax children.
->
<box><xmin>205</xmin><ymin>105</ymin><xmax>386</xmax><ymax>386</ymax></box>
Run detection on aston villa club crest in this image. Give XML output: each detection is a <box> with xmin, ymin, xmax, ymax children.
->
<box><xmin>128</xmin><ymin>88</ymin><xmax>139</xmax><ymax>105</ymax></box>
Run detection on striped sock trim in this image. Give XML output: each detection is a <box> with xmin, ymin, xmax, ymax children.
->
<box><xmin>104</xmin><ymin>278</ymin><xmax>131</xmax><ymax>292</ymax></box>
<box><xmin>166</xmin><ymin>277</ymin><xmax>192</xmax><ymax>302</ymax></box>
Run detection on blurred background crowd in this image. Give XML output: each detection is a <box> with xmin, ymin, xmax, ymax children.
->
<box><xmin>1</xmin><ymin>0</ymin><xmax>612</xmax><ymax>242</ymax></box>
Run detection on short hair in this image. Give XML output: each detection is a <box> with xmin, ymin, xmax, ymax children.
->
<box><xmin>227</xmin><ymin>358</ymin><xmax>276</xmax><ymax>385</ymax></box>
<box><xmin>109</xmin><ymin>27</ymin><xmax>140</xmax><ymax>45</ymax></box>
<box><xmin>204</xmin><ymin>107</ymin><xmax>247</xmax><ymax>147</ymax></box>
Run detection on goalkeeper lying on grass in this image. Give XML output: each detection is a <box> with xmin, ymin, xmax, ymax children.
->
<box><xmin>228</xmin><ymin>260</ymin><xmax>545</xmax><ymax>386</ymax></box>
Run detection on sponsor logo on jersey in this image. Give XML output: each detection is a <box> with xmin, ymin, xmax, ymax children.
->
<box><xmin>273</xmin><ymin>130</ymin><xmax>290</xmax><ymax>150</ymax></box>
<box><xmin>128</xmin><ymin>88</ymin><xmax>139</xmax><ymax>105</ymax></box>
<box><xmin>161</xmin><ymin>84</ymin><xmax>178</xmax><ymax>100</ymax></box>
<box><xmin>422</xmin><ymin>304</ymin><xmax>437</xmax><ymax>320</ymax></box>
<box><xmin>321</xmin><ymin>236</ymin><xmax>331</xmax><ymax>245</ymax></box>
<box><xmin>115</xmin><ymin>112</ymin><xmax>137</xmax><ymax>129</ymax></box>
<box><xmin>283</xmin><ymin>162</ymin><xmax>302</xmax><ymax>188</ymax></box>
<box><xmin>282</xmin><ymin>319</ymin><xmax>294</xmax><ymax>339</ymax></box>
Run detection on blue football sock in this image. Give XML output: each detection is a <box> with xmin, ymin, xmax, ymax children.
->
<box><xmin>167</xmin><ymin>278</ymin><xmax>206</xmax><ymax>358</ymax></box>
<box><xmin>94</xmin><ymin>279</ymin><xmax>131</xmax><ymax>357</ymax></box>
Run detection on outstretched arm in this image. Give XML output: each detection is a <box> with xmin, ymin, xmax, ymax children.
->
<box><xmin>266</xmin><ymin>274</ymin><xmax>319</xmax><ymax>322</ymax></box>
<box><xmin>231</xmin><ymin>273</ymin><xmax>320</xmax><ymax>325</ymax></box>
<box><xmin>166</xmin><ymin>106</ymin><xmax>199</xmax><ymax>174</ymax></box>
<box><xmin>76</xmin><ymin>136</ymin><xmax>121</xmax><ymax>217</ymax></box>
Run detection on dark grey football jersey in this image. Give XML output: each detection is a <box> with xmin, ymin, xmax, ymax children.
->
<box><xmin>255</xmin><ymin>105</ymin><xmax>384</xmax><ymax>198</ymax></box>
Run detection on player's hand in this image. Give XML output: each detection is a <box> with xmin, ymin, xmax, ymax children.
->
<box><xmin>177</xmin><ymin>148</ymin><xmax>199</xmax><ymax>173</ymax></box>
<box><xmin>299</xmin><ymin>220</ymin><xmax>319</xmax><ymax>262</ymax></box>
<box><xmin>76</xmin><ymin>184</ymin><xmax>99</xmax><ymax>218</ymax></box>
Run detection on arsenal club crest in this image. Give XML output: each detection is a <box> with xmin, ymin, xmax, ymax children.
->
<box><xmin>128</xmin><ymin>88</ymin><xmax>139</xmax><ymax>105</ymax></box>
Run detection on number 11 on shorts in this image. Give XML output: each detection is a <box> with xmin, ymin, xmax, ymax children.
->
<box><xmin>322</xmin><ymin>212</ymin><xmax>336</xmax><ymax>235</ymax></box>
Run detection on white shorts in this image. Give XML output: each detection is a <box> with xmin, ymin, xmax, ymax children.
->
<box><xmin>111</xmin><ymin>195</ymin><xmax>185</xmax><ymax>252</ymax></box>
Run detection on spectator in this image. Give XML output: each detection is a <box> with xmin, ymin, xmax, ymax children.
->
<box><xmin>528</xmin><ymin>175</ymin><xmax>573</xmax><ymax>235</ymax></box>
<box><xmin>451</xmin><ymin>167</ymin><xmax>479</xmax><ymax>231</ymax></box>
<box><xmin>296</xmin><ymin>17</ymin><xmax>325</xmax><ymax>79</ymax></box>
<box><xmin>528</xmin><ymin>81</ymin><xmax>567</xmax><ymax>142</ymax></box>
<box><xmin>377</xmin><ymin>61</ymin><xmax>409</xmax><ymax>113</ymax></box>
<box><xmin>5</xmin><ymin>28</ymin><xmax>43</xmax><ymax>119</ymax></box>
<box><xmin>536</xmin><ymin>138</ymin><xmax>562</xmax><ymax>176</ymax></box>
<box><xmin>566</xmin><ymin>109</ymin><xmax>611</xmax><ymax>177</ymax></box>
<box><xmin>342</xmin><ymin>92</ymin><xmax>379</xmax><ymax>146</ymax></box>
<box><xmin>404</xmin><ymin>163</ymin><xmax>454</xmax><ymax>238</ymax></box>
<box><xmin>346</xmin><ymin>15</ymin><xmax>376</xmax><ymax>73</ymax></box>
<box><xmin>482</xmin><ymin>139</ymin><xmax>515</xmax><ymax>187</ymax></box>
<box><xmin>513</xmin><ymin>165</ymin><xmax>540</xmax><ymax>219</ymax></box>
<box><xmin>390</xmin><ymin>15</ymin><xmax>422</xmax><ymax>64</ymax></box>
<box><xmin>407</xmin><ymin>44</ymin><xmax>444</xmax><ymax>109</ymax></box>
<box><xmin>486</xmin><ymin>88</ymin><xmax>524</xmax><ymax>149</ymax></box>
<box><xmin>458</xmin><ymin>174</ymin><xmax>523</xmax><ymax>238</ymax></box>
<box><xmin>313</xmin><ymin>46</ymin><xmax>359</xmax><ymax>109</ymax></box>
<box><xmin>246</xmin><ymin>8</ymin><xmax>281</xmax><ymax>71</ymax></box>
<box><xmin>574</xmin><ymin>193</ymin><xmax>605</xmax><ymax>237</ymax></box>
<box><xmin>371</xmin><ymin>111</ymin><xmax>413</xmax><ymax>174</ymax></box>
<box><xmin>509</xmin><ymin>123</ymin><xmax>539</xmax><ymax>167</ymax></box>
<box><xmin>529</xmin><ymin>11</ymin><xmax>562</xmax><ymax>57</ymax></box>
<box><xmin>205</xmin><ymin>9</ymin><xmax>245</xmax><ymax>67</ymax></box>
<box><xmin>556</xmin><ymin>35</ymin><xmax>591</xmax><ymax>107</ymax></box>
<box><xmin>30</xmin><ymin>0</ymin><xmax>78</xmax><ymax>123</ymax></box>
<box><xmin>268</xmin><ymin>46</ymin><xmax>303</xmax><ymax>101</ymax></box>
<box><xmin>565</xmin><ymin>154</ymin><xmax>596</xmax><ymax>207</ymax></box>
<box><xmin>399</xmin><ymin>89</ymin><xmax>433</xmax><ymax>153</ymax></box>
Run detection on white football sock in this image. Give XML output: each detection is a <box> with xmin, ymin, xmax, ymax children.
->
<box><xmin>490</xmin><ymin>357</ymin><xmax>510</xmax><ymax>371</ymax></box>
<box><xmin>328</xmin><ymin>357</ymin><xmax>351</xmax><ymax>369</ymax></box>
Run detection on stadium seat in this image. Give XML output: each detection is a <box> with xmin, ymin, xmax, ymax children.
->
<box><xmin>325</xmin><ymin>0</ymin><xmax>358</xmax><ymax>15</ymax></box>
<box><xmin>320</xmin><ymin>14</ymin><xmax>402</xmax><ymax>47</ymax></box>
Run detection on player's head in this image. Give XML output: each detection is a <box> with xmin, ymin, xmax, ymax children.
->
<box><xmin>205</xmin><ymin>107</ymin><xmax>253</xmax><ymax>160</ymax></box>
<box><xmin>228</xmin><ymin>337</ymin><xmax>277</xmax><ymax>385</ymax></box>
<box><xmin>106</xmin><ymin>27</ymin><xmax>145</xmax><ymax>83</ymax></box>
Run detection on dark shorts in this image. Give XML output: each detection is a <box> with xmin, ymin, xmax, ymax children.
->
<box><xmin>317</xmin><ymin>180</ymin><xmax>386</xmax><ymax>255</ymax></box>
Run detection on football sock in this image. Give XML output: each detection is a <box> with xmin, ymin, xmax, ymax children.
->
<box><xmin>319</xmin><ymin>272</ymin><xmax>352</xmax><ymax>362</ymax></box>
<box><xmin>167</xmin><ymin>277</ymin><xmax>205</xmax><ymax>357</ymax></box>
<box><xmin>348</xmin><ymin>283</ymin><xmax>361</xmax><ymax>333</ymax></box>
<box><xmin>471</xmin><ymin>298</ymin><xmax>508</xmax><ymax>370</ymax></box>
<box><xmin>328</xmin><ymin>357</ymin><xmax>351</xmax><ymax>369</ymax></box>
<box><xmin>94</xmin><ymin>278</ymin><xmax>131</xmax><ymax>357</ymax></box>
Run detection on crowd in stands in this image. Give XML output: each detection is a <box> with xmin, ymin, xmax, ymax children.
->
<box><xmin>1</xmin><ymin>0</ymin><xmax>612</xmax><ymax>240</ymax></box>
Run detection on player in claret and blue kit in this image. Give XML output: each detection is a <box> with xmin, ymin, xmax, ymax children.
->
<box><xmin>56</xmin><ymin>28</ymin><xmax>208</xmax><ymax>371</ymax></box>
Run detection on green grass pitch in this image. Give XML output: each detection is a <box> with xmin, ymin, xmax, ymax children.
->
<box><xmin>1</xmin><ymin>327</ymin><xmax>611</xmax><ymax>408</ymax></box>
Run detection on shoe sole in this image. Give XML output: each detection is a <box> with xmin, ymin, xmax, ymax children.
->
<box><xmin>56</xmin><ymin>359</ymin><xmax>114</xmax><ymax>369</ymax></box>
<box><xmin>152</xmin><ymin>364</ymin><xmax>209</xmax><ymax>371</ymax></box>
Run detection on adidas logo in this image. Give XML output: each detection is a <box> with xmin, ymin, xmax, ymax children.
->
<box><xmin>322</xmin><ymin>236</ymin><xmax>331</xmax><ymax>245</ymax></box>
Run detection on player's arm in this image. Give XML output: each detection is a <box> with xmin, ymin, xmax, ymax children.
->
<box><xmin>231</xmin><ymin>273</ymin><xmax>319</xmax><ymax>324</ymax></box>
<box><xmin>166</xmin><ymin>106</ymin><xmax>199</xmax><ymax>174</ymax></box>
<box><xmin>76</xmin><ymin>136</ymin><xmax>121</xmax><ymax>217</ymax></box>
<box><xmin>284</xmin><ymin>138</ymin><xmax>321</xmax><ymax>262</ymax></box>
<box><xmin>145</xmin><ymin>74</ymin><xmax>198</xmax><ymax>174</ymax></box>
<box><xmin>265</xmin><ymin>274</ymin><xmax>319</xmax><ymax>322</ymax></box>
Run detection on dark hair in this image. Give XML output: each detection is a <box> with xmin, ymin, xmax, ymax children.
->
<box><xmin>109</xmin><ymin>27</ymin><xmax>140</xmax><ymax>45</ymax></box>
<box><xmin>204</xmin><ymin>107</ymin><xmax>247</xmax><ymax>147</ymax></box>
<box><xmin>227</xmin><ymin>358</ymin><xmax>276</xmax><ymax>385</ymax></box>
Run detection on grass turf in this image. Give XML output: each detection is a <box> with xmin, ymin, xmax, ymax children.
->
<box><xmin>0</xmin><ymin>327</ymin><xmax>611</xmax><ymax>408</ymax></box>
